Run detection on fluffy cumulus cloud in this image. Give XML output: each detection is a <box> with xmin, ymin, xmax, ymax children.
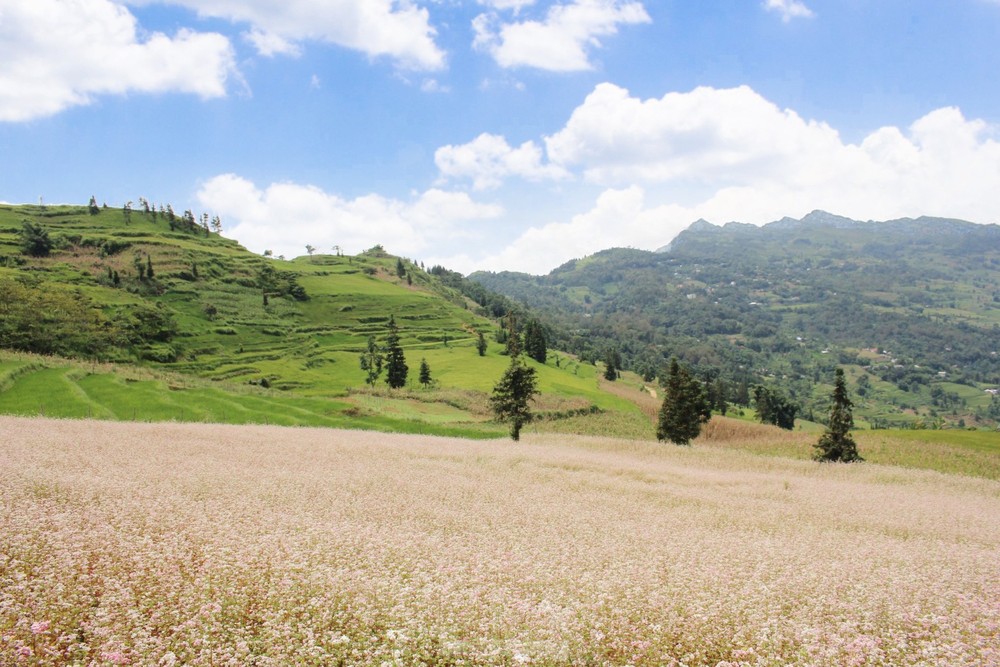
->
<box><xmin>0</xmin><ymin>0</ymin><xmax>235</xmax><ymax>122</ymax></box>
<box><xmin>473</xmin><ymin>0</ymin><xmax>650</xmax><ymax>71</ymax></box>
<box><xmin>197</xmin><ymin>174</ymin><xmax>502</xmax><ymax>260</ymax></box>
<box><xmin>545</xmin><ymin>83</ymin><xmax>848</xmax><ymax>186</ymax></box>
<box><xmin>763</xmin><ymin>0</ymin><xmax>814</xmax><ymax>22</ymax></box>
<box><xmin>437</xmin><ymin>83</ymin><xmax>1000</xmax><ymax>273</ymax></box>
<box><xmin>434</xmin><ymin>133</ymin><xmax>570</xmax><ymax>190</ymax></box>
<box><xmin>542</xmin><ymin>83</ymin><xmax>1000</xmax><ymax>224</ymax></box>
<box><xmin>139</xmin><ymin>0</ymin><xmax>446</xmax><ymax>69</ymax></box>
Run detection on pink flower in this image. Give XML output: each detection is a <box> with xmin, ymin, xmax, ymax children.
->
<box><xmin>101</xmin><ymin>651</ymin><xmax>130</xmax><ymax>665</ymax></box>
<box><xmin>18</xmin><ymin>646</ymin><xmax>33</xmax><ymax>659</ymax></box>
<box><xmin>30</xmin><ymin>620</ymin><xmax>50</xmax><ymax>634</ymax></box>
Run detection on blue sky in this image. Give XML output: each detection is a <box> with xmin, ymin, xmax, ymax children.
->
<box><xmin>2</xmin><ymin>0</ymin><xmax>999</xmax><ymax>274</ymax></box>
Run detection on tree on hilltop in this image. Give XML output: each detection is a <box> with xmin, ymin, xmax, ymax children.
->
<box><xmin>814</xmin><ymin>368</ymin><xmax>863</xmax><ymax>462</ymax></box>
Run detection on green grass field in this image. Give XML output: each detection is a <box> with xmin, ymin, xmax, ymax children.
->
<box><xmin>0</xmin><ymin>350</ymin><xmax>640</xmax><ymax>439</ymax></box>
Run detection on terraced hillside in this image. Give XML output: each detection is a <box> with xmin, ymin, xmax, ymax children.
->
<box><xmin>0</xmin><ymin>203</ymin><xmax>649</xmax><ymax>436</ymax></box>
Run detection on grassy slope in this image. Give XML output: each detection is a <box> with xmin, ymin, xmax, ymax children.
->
<box><xmin>698</xmin><ymin>415</ymin><xmax>1000</xmax><ymax>480</ymax></box>
<box><xmin>0</xmin><ymin>204</ymin><xmax>643</xmax><ymax>437</ymax></box>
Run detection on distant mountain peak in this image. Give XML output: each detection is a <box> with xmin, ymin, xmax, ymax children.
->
<box><xmin>799</xmin><ymin>210</ymin><xmax>858</xmax><ymax>227</ymax></box>
<box><xmin>687</xmin><ymin>218</ymin><xmax>719</xmax><ymax>232</ymax></box>
<box><xmin>768</xmin><ymin>210</ymin><xmax>859</xmax><ymax>230</ymax></box>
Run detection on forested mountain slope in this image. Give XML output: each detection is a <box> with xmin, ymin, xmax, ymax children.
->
<box><xmin>471</xmin><ymin>211</ymin><xmax>1000</xmax><ymax>428</ymax></box>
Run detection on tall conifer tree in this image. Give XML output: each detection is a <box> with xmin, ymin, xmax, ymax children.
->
<box><xmin>814</xmin><ymin>368</ymin><xmax>863</xmax><ymax>462</ymax></box>
<box><xmin>384</xmin><ymin>315</ymin><xmax>408</xmax><ymax>389</ymax></box>
<box><xmin>490</xmin><ymin>354</ymin><xmax>538</xmax><ymax>442</ymax></box>
<box><xmin>657</xmin><ymin>358</ymin><xmax>711</xmax><ymax>445</ymax></box>
<box><xmin>419</xmin><ymin>358</ymin><xmax>432</xmax><ymax>387</ymax></box>
<box><xmin>360</xmin><ymin>336</ymin><xmax>383</xmax><ymax>387</ymax></box>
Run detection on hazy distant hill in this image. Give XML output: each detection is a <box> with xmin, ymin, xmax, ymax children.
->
<box><xmin>471</xmin><ymin>211</ymin><xmax>1000</xmax><ymax>428</ymax></box>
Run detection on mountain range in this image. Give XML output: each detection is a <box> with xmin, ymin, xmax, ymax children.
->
<box><xmin>471</xmin><ymin>211</ymin><xmax>1000</xmax><ymax>428</ymax></box>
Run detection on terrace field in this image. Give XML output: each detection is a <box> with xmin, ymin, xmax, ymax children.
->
<box><xmin>2</xmin><ymin>417</ymin><xmax>998</xmax><ymax>665</ymax></box>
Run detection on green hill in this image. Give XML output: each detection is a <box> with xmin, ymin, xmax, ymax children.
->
<box><xmin>0</xmin><ymin>203</ymin><xmax>649</xmax><ymax>437</ymax></box>
<box><xmin>471</xmin><ymin>211</ymin><xmax>1000</xmax><ymax>429</ymax></box>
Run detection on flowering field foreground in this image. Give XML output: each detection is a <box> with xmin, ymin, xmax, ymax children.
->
<box><xmin>2</xmin><ymin>417</ymin><xmax>999</xmax><ymax>666</ymax></box>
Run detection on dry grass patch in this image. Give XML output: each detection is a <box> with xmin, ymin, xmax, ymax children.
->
<box><xmin>2</xmin><ymin>417</ymin><xmax>998</xmax><ymax>665</ymax></box>
<box><xmin>698</xmin><ymin>416</ymin><xmax>1000</xmax><ymax>480</ymax></box>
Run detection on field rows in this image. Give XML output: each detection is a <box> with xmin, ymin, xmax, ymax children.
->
<box><xmin>2</xmin><ymin>417</ymin><xmax>998</xmax><ymax>665</ymax></box>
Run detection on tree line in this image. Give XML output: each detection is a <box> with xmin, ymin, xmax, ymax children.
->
<box><xmin>655</xmin><ymin>357</ymin><xmax>861</xmax><ymax>462</ymax></box>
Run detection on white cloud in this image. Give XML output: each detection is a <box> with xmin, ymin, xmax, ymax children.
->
<box><xmin>545</xmin><ymin>83</ymin><xmax>844</xmax><ymax>186</ymax></box>
<box><xmin>763</xmin><ymin>0</ymin><xmax>814</xmax><ymax>22</ymax></box>
<box><xmin>473</xmin><ymin>0</ymin><xmax>650</xmax><ymax>71</ymax></box>
<box><xmin>197</xmin><ymin>174</ymin><xmax>502</xmax><ymax>259</ymax></box>
<box><xmin>439</xmin><ymin>84</ymin><xmax>1000</xmax><ymax>274</ymax></box>
<box><xmin>245</xmin><ymin>28</ymin><xmax>301</xmax><ymax>57</ymax></box>
<box><xmin>541</xmin><ymin>83</ymin><xmax>1000</xmax><ymax>224</ymax></box>
<box><xmin>420</xmin><ymin>78</ymin><xmax>450</xmax><ymax>93</ymax></box>
<box><xmin>477</xmin><ymin>0</ymin><xmax>537</xmax><ymax>12</ymax></box>
<box><xmin>452</xmin><ymin>185</ymin><xmax>675</xmax><ymax>272</ymax></box>
<box><xmin>141</xmin><ymin>0</ymin><xmax>446</xmax><ymax>70</ymax></box>
<box><xmin>435</xmin><ymin>133</ymin><xmax>570</xmax><ymax>190</ymax></box>
<box><xmin>0</xmin><ymin>0</ymin><xmax>236</xmax><ymax>122</ymax></box>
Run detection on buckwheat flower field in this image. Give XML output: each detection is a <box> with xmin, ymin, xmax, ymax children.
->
<box><xmin>2</xmin><ymin>417</ymin><xmax>998</xmax><ymax>665</ymax></box>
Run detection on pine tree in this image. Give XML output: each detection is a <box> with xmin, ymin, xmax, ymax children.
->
<box><xmin>88</xmin><ymin>196</ymin><xmax>100</xmax><ymax>215</ymax></box>
<box><xmin>419</xmin><ymin>358</ymin><xmax>432</xmax><ymax>387</ymax></box>
<box><xmin>489</xmin><ymin>354</ymin><xmax>538</xmax><ymax>441</ymax></box>
<box><xmin>18</xmin><ymin>221</ymin><xmax>52</xmax><ymax>257</ymax></box>
<box><xmin>814</xmin><ymin>368</ymin><xmax>863</xmax><ymax>462</ymax></box>
<box><xmin>754</xmin><ymin>385</ymin><xmax>798</xmax><ymax>429</ymax></box>
<box><xmin>714</xmin><ymin>378</ymin><xmax>728</xmax><ymax>416</ymax></box>
<box><xmin>657</xmin><ymin>358</ymin><xmax>711</xmax><ymax>445</ymax></box>
<box><xmin>476</xmin><ymin>331</ymin><xmax>488</xmax><ymax>357</ymax></box>
<box><xmin>359</xmin><ymin>335</ymin><xmax>383</xmax><ymax>387</ymax></box>
<box><xmin>384</xmin><ymin>315</ymin><xmax>408</xmax><ymax>389</ymax></box>
<box><xmin>503</xmin><ymin>313</ymin><xmax>522</xmax><ymax>357</ymax></box>
<box><xmin>523</xmin><ymin>319</ymin><xmax>547</xmax><ymax>364</ymax></box>
<box><xmin>603</xmin><ymin>348</ymin><xmax>620</xmax><ymax>381</ymax></box>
